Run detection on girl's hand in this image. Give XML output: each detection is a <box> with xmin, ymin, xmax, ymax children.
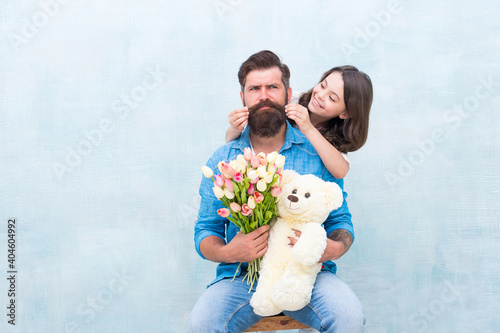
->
<box><xmin>285</xmin><ymin>104</ymin><xmax>313</xmax><ymax>133</ymax></box>
<box><xmin>228</xmin><ymin>107</ymin><xmax>249</xmax><ymax>132</ymax></box>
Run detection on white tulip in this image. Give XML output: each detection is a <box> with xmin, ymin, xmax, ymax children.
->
<box><xmin>213</xmin><ymin>186</ymin><xmax>224</xmax><ymax>199</ymax></box>
<box><xmin>257</xmin><ymin>165</ymin><xmax>267</xmax><ymax>178</ymax></box>
<box><xmin>264</xmin><ymin>171</ymin><xmax>274</xmax><ymax>183</ymax></box>
<box><xmin>266</xmin><ymin>151</ymin><xmax>278</xmax><ymax>164</ymax></box>
<box><xmin>201</xmin><ymin>166</ymin><xmax>213</xmax><ymax>178</ymax></box>
<box><xmin>247</xmin><ymin>169</ymin><xmax>258</xmax><ymax>179</ymax></box>
<box><xmin>224</xmin><ymin>189</ymin><xmax>235</xmax><ymax>200</ymax></box>
<box><xmin>275</xmin><ymin>155</ymin><xmax>286</xmax><ymax>168</ymax></box>
<box><xmin>248</xmin><ymin>196</ymin><xmax>256</xmax><ymax>209</ymax></box>
<box><xmin>256</xmin><ymin>179</ymin><xmax>267</xmax><ymax>192</ymax></box>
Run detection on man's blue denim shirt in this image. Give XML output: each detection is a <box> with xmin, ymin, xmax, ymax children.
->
<box><xmin>195</xmin><ymin>121</ymin><xmax>353</xmax><ymax>287</ymax></box>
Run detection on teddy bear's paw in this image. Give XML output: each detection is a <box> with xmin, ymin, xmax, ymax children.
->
<box><xmin>271</xmin><ymin>277</ymin><xmax>311</xmax><ymax>311</ymax></box>
<box><xmin>292</xmin><ymin>224</ymin><xmax>327</xmax><ymax>265</ymax></box>
<box><xmin>250</xmin><ymin>293</ymin><xmax>282</xmax><ymax>317</ymax></box>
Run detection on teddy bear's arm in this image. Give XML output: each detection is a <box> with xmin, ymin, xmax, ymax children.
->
<box><xmin>291</xmin><ymin>223</ymin><xmax>327</xmax><ymax>266</ymax></box>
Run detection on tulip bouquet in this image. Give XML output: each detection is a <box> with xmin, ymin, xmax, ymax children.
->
<box><xmin>201</xmin><ymin>147</ymin><xmax>285</xmax><ymax>291</ymax></box>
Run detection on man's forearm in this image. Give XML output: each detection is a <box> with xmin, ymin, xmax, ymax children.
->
<box><xmin>199</xmin><ymin>236</ymin><xmax>229</xmax><ymax>263</ymax></box>
<box><xmin>320</xmin><ymin>229</ymin><xmax>353</xmax><ymax>262</ymax></box>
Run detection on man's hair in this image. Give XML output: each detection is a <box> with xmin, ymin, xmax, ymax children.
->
<box><xmin>238</xmin><ymin>50</ymin><xmax>290</xmax><ymax>91</ymax></box>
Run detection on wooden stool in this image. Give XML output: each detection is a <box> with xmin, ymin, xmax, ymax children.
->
<box><xmin>245</xmin><ymin>314</ymin><xmax>309</xmax><ymax>332</ymax></box>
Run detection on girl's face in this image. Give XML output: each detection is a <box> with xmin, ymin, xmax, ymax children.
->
<box><xmin>308</xmin><ymin>72</ymin><xmax>349</xmax><ymax>123</ymax></box>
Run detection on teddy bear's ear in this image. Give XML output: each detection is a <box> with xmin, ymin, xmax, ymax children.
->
<box><xmin>279</xmin><ymin>169</ymin><xmax>299</xmax><ymax>187</ymax></box>
<box><xmin>323</xmin><ymin>182</ymin><xmax>344</xmax><ymax>211</ymax></box>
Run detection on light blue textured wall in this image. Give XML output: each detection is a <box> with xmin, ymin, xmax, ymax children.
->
<box><xmin>1</xmin><ymin>1</ymin><xmax>499</xmax><ymax>332</ymax></box>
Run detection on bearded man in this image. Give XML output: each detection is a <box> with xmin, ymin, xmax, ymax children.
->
<box><xmin>188</xmin><ymin>50</ymin><xmax>364</xmax><ymax>333</ymax></box>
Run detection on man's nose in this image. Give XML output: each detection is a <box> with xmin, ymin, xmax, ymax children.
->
<box><xmin>259</xmin><ymin>89</ymin><xmax>269</xmax><ymax>101</ymax></box>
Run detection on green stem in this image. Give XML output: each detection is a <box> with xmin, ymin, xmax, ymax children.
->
<box><xmin>231</xmin><ymin>262</ymin><xmax>241</xmax><ymax>282</ymax></box>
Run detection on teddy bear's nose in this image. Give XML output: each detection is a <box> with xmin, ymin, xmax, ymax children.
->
<box><xmin>287</xmin><ymin>195</ymin><xmax>298</xmax><ymax>203</ymax></box>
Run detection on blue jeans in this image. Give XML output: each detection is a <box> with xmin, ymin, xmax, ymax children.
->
<box><xmin>188</xmin><ymin>271</ymin><xmax>365</xmax><ymax>333</ymax></box>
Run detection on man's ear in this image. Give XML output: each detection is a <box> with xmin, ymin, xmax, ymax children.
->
<box><xmin>240</xmin><ymin>91</ymin><xmax>245</xmax><ymax>106</ymax></box>
<box><xmin>287</xmin><ymin>87</ymin><xmax>293</xmax><ymax>104</ymax></box>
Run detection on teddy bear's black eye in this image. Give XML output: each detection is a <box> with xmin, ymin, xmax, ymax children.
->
<box><xmin>304</xmin><ymin>192</ymin><xmax>311</xmax><ymax>198</ymax></box>
<box><xmin>292</xmin><ymin>189</ymin><xmax>297</xmax><ymax>194</ymax></box>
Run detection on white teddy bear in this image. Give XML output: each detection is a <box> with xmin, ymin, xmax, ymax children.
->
<box><xmin>250</xmin><ymin>170</ymin><xmax>344</xmax><ymax>316</ymax></box>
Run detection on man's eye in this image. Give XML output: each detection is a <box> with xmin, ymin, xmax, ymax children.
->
<box><xmin>292</xmin><ymin>189</ymin><xmax>297</xmax><ymax>194</ymax></box>
<box><xmin>305</xmin><ymin>193</ymin><xmax>311</xmax><ymax>198</ymax></box>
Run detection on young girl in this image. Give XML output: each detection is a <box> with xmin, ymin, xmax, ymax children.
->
<box><xmin>226</xmin><ymin>65</ymin><xmax>373</xmax><ymax>179</ymax></box>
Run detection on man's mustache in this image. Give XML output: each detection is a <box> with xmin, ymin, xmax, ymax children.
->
<box><xmin>248</xmin><ymin>99</ymin><xmax>286</xmax><ymax>114</ymax></box>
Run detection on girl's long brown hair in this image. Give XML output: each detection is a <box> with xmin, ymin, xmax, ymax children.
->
<box><xmin>297</xmin><ymin>66</ymin><xmax>373</xmax><ymax>153</ymax></box>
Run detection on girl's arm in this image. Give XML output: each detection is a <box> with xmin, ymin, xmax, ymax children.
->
<box><xmin>225</xmin><ymin>106</ymin><xmax>249</xmax><ymax>142</ymax></box>
<box><xmin>286</xmin><ymin>104</ymin><xmax>350</xmax><ymax>179</ymax></box>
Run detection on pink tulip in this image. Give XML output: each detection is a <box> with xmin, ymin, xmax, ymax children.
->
<box><xmin>275</xmin><ymin>174</ymin><xmax>282</xmax><ymax>187</ymax></box>
<box><xmin>217</xmin><ymin>208</ymin><xmax>230</xmax><ymax>218</ymax></box>
<box><xmin>257</xmin><ymin>153</ymin><xmax>267</xmax><ymax>166</ymax></box>
<box><xmin>241</xmin><ymin>204</ymin><xmax>253</xmax><ymax>216</ymax></box>
<box><xmin>234</xmin><ymin>172</ymin><xmax>243</xmax><ymax>183</ymax></box>
<box><xmin>251</xmin><ymin>177</ymin><xmax>259</xmax><ymax>184</ymax></box>
<box><xmin>247</xmin><ymin>183</ymin><xmax>255</xmax><ymax>195</ymax></box>
<box><xmin>244</xmin><ymin>147</ymin><xmax>253</xmax><ymax>161</ymax></box>
<box><xmin>220</xmin><ymin>162</ymin><xmax>235</xmax><ymax>178</ymax></box>
<box><xmin>250</xmin><ymin>156</ymin><xmax>260</xmax><ymax>169</ymax></box>
<box><xmin>226</xmin><ymin>164</ymin><xmax>236</xmax><ymax>177</ymax></box>
<box><xmin>254</xmin><ymin>191</ymin><xmax>264</xmax><ymax>204</ymax></box>
<box><xmin>214</xmin><ymin>174</ymin><xmax>224</xmax><ymax>187</ymax></box>
<box><xmin>270</xmin><ymin>186</ymin><xmax>282</xmax><ymax>197</ymax></box>
<box><xmin>225</xmin><ymin>178</ymin><xmax>234</xmax><ymax>192</ymax></box>
<box><xmin>230</xmin><ymin>202</ymin><xmax>241</xmax><ymax>212</ymax></box>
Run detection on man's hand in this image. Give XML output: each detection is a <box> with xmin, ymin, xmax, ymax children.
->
<box><xmin>288</xmin><ymin>229</ymin><xmax>301</xmax><ymax>247</ymax></box>
<box><xmin>224</xmin><ymin>225</ymin><xmax>269</xmax><ymax>263</ymax></box>
<box><xmin>228</xmin><ymin>107</ymin><xmax>249</xmax><ymax>132</ymax></box>
<box><xmin>288</xmin><ymin>228</ymin><xmax>353</xmax><ymax>263</ymax></box>
<box><xmin>200</xmin><ymin>225</ymin><xmax>269</xmax><ymax>263</ymax></box>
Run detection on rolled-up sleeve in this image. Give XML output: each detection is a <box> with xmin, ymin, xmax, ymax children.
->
<box><xmin>194</xmin><ymin>156</ymin><xmax>228</xmax><ymax>260</ymax></box>
<box><xmin>321</xmin><ymin>172</ymin><xmax>354</xmax><ymax>242</ymax></box>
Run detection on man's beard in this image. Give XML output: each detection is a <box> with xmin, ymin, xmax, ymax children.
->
<box><xmin>247</xmin><ymin>100</ymin><xmax>287</xmax><ymax>138</ymax></box>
